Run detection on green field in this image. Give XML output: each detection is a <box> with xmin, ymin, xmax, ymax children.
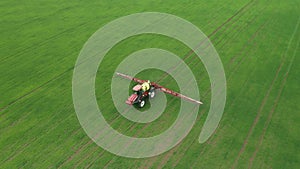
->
<box><xmin>1</xmin><ymin>0</ymin><xmax>299</xmax><ymax>168</ymax></box>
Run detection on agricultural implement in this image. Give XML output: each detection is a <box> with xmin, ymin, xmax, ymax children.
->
<box><xmin>116</xmin><ymin>72</ymin><xmax>203</xmax><ymax>108</ymax></box>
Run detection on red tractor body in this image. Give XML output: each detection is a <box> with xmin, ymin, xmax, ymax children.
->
<box><xmin>116</xmin><ymin>72</ymin><xmax>203</xmax><ymax>108</ymax></box>
<box><xmin>126</xmin><ymin>84</ymin><xmax>155</xmax><ymax>107</ymax></box>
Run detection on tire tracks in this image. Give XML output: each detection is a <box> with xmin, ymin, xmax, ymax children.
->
<box><xmin>59</xmin><ymin>66</ymin><xmax>193</xmax><ymax>168</ymax></box>
<box><xmin>177</xmin><ymin>14</ymin><xmax>272</xmax><ymax>169</ymax></box>
<box><xmin>1</xmin><ymin>1</ymin><xmax>256</xmax><ymax>167</ymax></box>
<box><xmin>231</xmin><ymin>16</ymin><xmax>300</xmax><ymax>169</ymax></box>
<box><xmin>247</xmin><ymin>19</ymin><xmax>300</xmax><ymax>169</ymax></box>
<box><xmin>143</xmin><ymin>1</ymin><xmax>270</xmax><ymax>168</ymax></box>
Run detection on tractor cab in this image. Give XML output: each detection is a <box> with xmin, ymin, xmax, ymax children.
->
<box><xmin>126</xmin><ymin>83</ymin><xmax>155</xmax><ymax>107</ymax></box>
<box><xmin>132</xmin><ymin>84</ymin><xmax>142</xmax><ymax>92</ymax></box>
<box><xmin>132</xmin><ymin>84</ymin><xmax>143</xmax><ymax>96</ymax></box>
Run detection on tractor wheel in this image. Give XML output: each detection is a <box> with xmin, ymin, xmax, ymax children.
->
<box><xmin>149</xmin><ymin>91</ymin><xmax>155</xmax><ymax>99</ymax></box>
<box><xmin>139</xmin><ymin>100</ymin><xmax>146</xmax><ymax>108</ymax></box>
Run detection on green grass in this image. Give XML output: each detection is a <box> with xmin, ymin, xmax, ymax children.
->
<box><xmin>1</xmin><ymin>0</ymin><xmax>299</xmax><ymax>168</ymax></box>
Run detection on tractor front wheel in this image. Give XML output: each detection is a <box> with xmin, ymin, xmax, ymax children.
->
<box><xmin>139</xmin><ymin>100</ymin><xmax>146</xmax><ymax>108</ymax></box>
<box><xmin>149</xmin><ymin>91</ymin><xmax>155</xmax><ymax>99</ymax></box>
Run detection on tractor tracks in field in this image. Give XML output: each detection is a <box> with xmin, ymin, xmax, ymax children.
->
<box><xmin>232</xmin><ymin>16</ymin><xmax>300</xmax><ymax>169</ymax></box>
<box><xmin>101</xmin><ymin>37</ymin><xmax>219</xmax><ymax>168</ymax></box>
<box><xmin>1</xmin><ymin>3</ymin><xmax>81</xmax><ymax>34</ymax></box>
<box><xmin>91</xmin><ymin>11</ymin><xmax>268</xmax><ymax>168</ymax></box>
<box><xmin>0</xmin><ymin>0</ymin><xmax>241</xmax><ymax>117</ymax></box>
<box><xmin>87</xmin><ymin>83</ymin><xmax>203</xmax><ymax>169</ymax></box>
<box><xmin>64</xmin><ymin>1</ymin><xmax>258</xmax><ymax>166</ymax></box>
<box><xmin>247</xmin><ymin>18</ymin><xmax>300</xmax><ymax>169</ymax></box>
<box><xmin>141</xmin><ymin>1</ymin><xmax>262</xmax><ymax>168</ymax></box>
<box><xmin>227</xmin><ymin>19</ymin><xmax>270</xmax><ymax>81</ymax></box>
<box><xmin>157</xmin><ymin>0</ymin><xmax>255</xmax><ymax>83</ymax></box>
<box><xmin>1</xmin><ymin>0</ymin><xmax>259</xmax><ymax>167</ymax></box>
<box><xmin>84</xmin><ymin>43</ymin><xmax>216</xmax><ymax>168</ymax></box>
<box><xmin>77</xmin><ymin>46</ymin><xmax>207</xmax><ymax>168</ymax></box>
<box><xmin>141</xmin><ymin>1</ymin><xmax>272</xmax><ymax>168</ymax></box>
<box><xmin>0</xmin><ymin>20</ymin><xmax>99</xmax><ymax>115</ymax></box>
<box><xmin>59</xmin><ymin>61</ymin><xmax>201</xmax><ymax>168</ymax></box>
<box><xmin>76</xmin><ymin>95</ymin><xmax>193</xmax><ymax>169</ymax></box>
<box><xmin>192</xmin><ymin>17</ymin><xmax>277</xmax><ymax>168</ymax></box>
<box><xmin>56</xmin><ymin>114</ymin><xmax>126</xmax><ymax>169</ymax></box>
<box><xmin>0</xmin><ymin>66</ymin><xmax>74</xmax><ymax>114</ymax></box>
<box><xmin>130</xmin><ymin>74</ymin><xmax>210</xmax><ymax>169</ymax></box>
<box><xmin>176</xmin><ymin>4</ymin><xmax>272</xmax><ymax>167</ymax></box>
<box><xmin>188</xmin><ymin>21</ymin><xmax>270</xmax><ymax>169</ymax></box>
<box><xmin>216</xmin><ymin>0</ymin><xmax>269</xmax><ymax>51</ymax></box>
<box><xmin>2</xmin><ymin>1</ymin><xmax>238</xmax><ymax>166</ymax></box>
<box><xmin>208</xmin><ymin>0</ymin><xmax>255</xmax><ymax>40</ymax></box>
<box><xmin>3</xmin><ymin>38</ymin><xmax>190</xmax><ymax>167</ymax></box>
<box><xmin>138</xmin><ymin>65</ymin><xmax>212</xmax><ymax>169</ymax></box>
<box><xmin>95</xmin><ymin>46</ymin><xmax>205</xmax><ymax>169</ymax></box>
<box><xmin>0</xmin><ymin>21</ymin><xmax>90</xmax><ymax>64</ymax></box>
<box><xmin>0</xmin><ymin>0</ymin><xmax>251</xmax><ymax>119</ymax></box>
<box><xmin>1</xmin><ymin>103</ymin><xmax>75</xmax><ymax>164</ymax></box>
<box><xmin>59</xmin><ymin>35</ymin><xmax>196</xmax><ymax>169</ymax></box>
<box><xmin>151</xmin><ymin>105</ymin><xmax>209</xmax><ymax>169</ymax></box>
<box><xmin>140</xmin><ymin>25</ymin><xmax>262</xmax><ymax>169</ymax></box>
<box><xmin>171</xmin><ymin>14</ymin><xmax>274</xmax><ymax>169</ymax></box>
<box><xmin>248</xmin><ymin>45</ymin><xmax>299</xmax><ymax>169</ymax></box>
<box><xmin>231</xmin><ymin>40</ymin><xmax>285</xmax><ymax>169</ymax></box>
<box><xmin>147</xmin><ymin>106</ymin><xmax>204</xmax><ymax>169</ymax></box>
<box><xmin>0</xmin><ymin>0</ymin><xmax>207</xmax><ymax>116</ymax></box>
<box><xmin>207</xmin><ymin>16</ymin><xmax>273</xmax><ymax>146</ymax></box>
